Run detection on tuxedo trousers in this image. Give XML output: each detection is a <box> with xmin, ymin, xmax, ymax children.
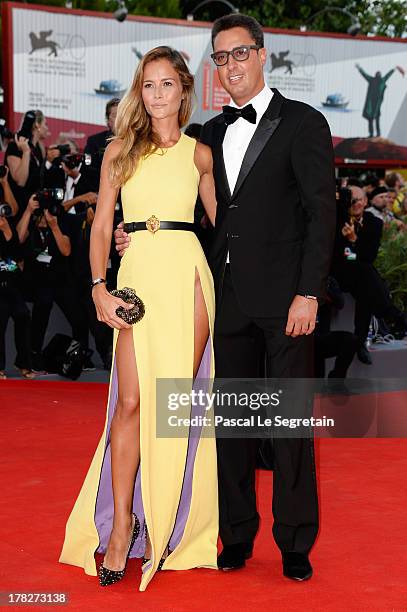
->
<box><xmin>214</xmin><ymin>265</ymin><xmax>319</xmax><ymax>553</ymax></box>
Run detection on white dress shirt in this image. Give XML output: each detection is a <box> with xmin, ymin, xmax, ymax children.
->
<box><xmin>223</xmin><ymin>84</ymin><xmax>273</xmax><ymax>262</ymax></box>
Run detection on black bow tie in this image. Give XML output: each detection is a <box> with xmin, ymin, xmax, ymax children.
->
<box><xmin>222</xmin><ymin>103</ymin><xmax>257</xmax><ymax>126</ymax></box>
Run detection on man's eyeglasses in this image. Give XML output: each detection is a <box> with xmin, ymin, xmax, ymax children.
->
<box><xmin>351</xmin><ymin>197</ymin><xmax>364</xmax><ymax>205</ymax></box>
<box><xmin>211</xmin><ymin>45</ymin><xmax>261</xmax><ymax>67</ymax></box>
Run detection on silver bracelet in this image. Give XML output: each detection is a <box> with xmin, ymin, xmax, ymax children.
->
<box><xmin>303</xmin><ymin>294</ymin><xmax>317</xmax><ymax>300</ymax></box>
<box><xmin>91</xmin><ymin>277</ymin><xmax>106</xmax><ymax>289</ymax></box>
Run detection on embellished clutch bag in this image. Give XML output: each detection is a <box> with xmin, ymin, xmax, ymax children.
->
<box><xmin>109</xmin><ymin>287</ymin><xmax>145</xmax><ymax>325</ymax></box>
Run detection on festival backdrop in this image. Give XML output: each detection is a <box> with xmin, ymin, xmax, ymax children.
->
<box><xmin>2</xmin><ymin>1</ymin><xmax>407</xmax><ymax>165</ymax></box>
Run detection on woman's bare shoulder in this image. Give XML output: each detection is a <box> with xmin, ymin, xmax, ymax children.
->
<box><xmin>104</xmin><ymin>138</ymin><xmax>124</xmax><ymax>159</ymax></box>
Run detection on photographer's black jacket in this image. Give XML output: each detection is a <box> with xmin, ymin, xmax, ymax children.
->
<box><xmin>201</xmin><ymin>88</ymin><xmax>336</xmax><ymax>317</ymax></box>
<box><xmin>331</xmin><ymin>210</ymin><xmax>383</xmax><ymax>273</ymax></box>
<box><xmin>71</xmin><ymin>167</ymin><xmax>99</xmax><ymax>214</ymax></box>
<box><xmin>0</xmin><ymin>223</ymin><xmax>23</xmax><ymax>284</ymax></box>
<box><xmin>23</xmin><ymin>213</ymin><xmax>73</xmax><ymax>285</ymax></box>
<box><xmin>84</xmin><ymin>129</ymin><xmax>112</xmax><ymax>173</ymax></box>
<box><xmin>5</xmin><ymin>141</ymin><xmax>44</xmax><ymax>214</ymax></box>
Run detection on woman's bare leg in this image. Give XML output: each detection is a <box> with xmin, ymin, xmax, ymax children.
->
<box><xmin>193</xmin><ymin>268</ymin><xmax>210</xmax><ymax>378</ymax></box>
<box><xmin>144</xmin><ymin>269</ymin><xmax>210</xmax><ymax>561</ymax></box>
<box><xmin>103</xmin><ymin>328</ymin><xmax>140</xmax><ymax>570</ymax></box>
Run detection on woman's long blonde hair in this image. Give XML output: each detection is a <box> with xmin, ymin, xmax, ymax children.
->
<box><xmin>109</xmin><ymin>46</ymin><xmax>195</xmax><ymax>187</ymax></box>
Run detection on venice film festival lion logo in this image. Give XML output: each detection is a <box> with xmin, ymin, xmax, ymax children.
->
<box><xmin>29</xmin><ymin>30</ymin><xmax>59</xmax><ymax>57</ymax></box>
<box><xmin>270</xmin><ymin>51</ymin><xmax>295</xmax><ymax>75</ymax></box>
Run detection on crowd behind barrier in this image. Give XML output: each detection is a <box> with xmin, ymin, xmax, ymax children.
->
<box><xmin>0</xmin><ymin>102</ymin><xmax>406</xmax><ymax>380</ymax></box>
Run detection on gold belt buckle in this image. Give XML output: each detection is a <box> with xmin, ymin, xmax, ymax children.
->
<box><xmin>146</xmin><ymin>215</ymin><xmax>160</xmax><ymax>234</ymax></box>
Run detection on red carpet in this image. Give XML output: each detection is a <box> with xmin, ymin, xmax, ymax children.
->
<box><xmin>1</xmin><ymin>380</ymin><xmax>406</xmax><ymax>611</ymax></box>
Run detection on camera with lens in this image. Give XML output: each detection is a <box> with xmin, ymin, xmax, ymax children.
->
<box><xmin>0</xmin><ymin>118</ymin><xmax>14</xmax><ymax>141</ymax></box>
<box><xmin>48</xmin><ymin>144</ymin><xmax>72</xmax><ymax>166</ymax></box>
<box><xmin>50</xmin><ymin>145</ymin><xmax>71</xmax><ymax>164</ymax></box>
<box><xmin>35</xmin><ymin>187</ymin><xmax>65</xmax><ymax>217</ymax></box>
<box><xmin>55</xmin><ymin>144</ymin><xmax>71</xmax><ymax>156</ymax></box>
<box><xmin>61</xmin><ymin>153</ymin><xmax>92</xmax><ymax>170</ymax></box>
<box><xmin>17</xmin><ymin>110</ymin><xmax>37</xmax><ymax>140</ymax></box>
<box><xmin>0</xmin><ymin>203</ymin><xmax>12</xmax><ymax>218</ymax></box>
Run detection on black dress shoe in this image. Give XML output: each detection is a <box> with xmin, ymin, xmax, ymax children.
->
<box><xmin>243</xmin><ymin>543</ymin><xmax>253</xmax><ymax>559</ymax></box>
<box><xmin>282</xmin><ymin>552</ymin><xmax>313</xmax><ymax>581</ymax></box>
<box><xmin>357</xmin><ymin>343</ymin><xmax>372</xmax><ymax>365</ymax></box>
<box><xmin>83</xmin><ymin>357</ymin><xmax>96</xmax><ymax>372</ymax></box>
<box><xmin>218</xmin><ymin>543</ymin><xmax>251</xmax><ymax>571</ymax></box>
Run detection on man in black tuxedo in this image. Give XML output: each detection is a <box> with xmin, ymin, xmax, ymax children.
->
<box><xmin>114</xmin><ymin>14</ymin><xmax>336</xmax><ymax>581</ymax></box>
<box><xmin>62</xmin><ymin>157</ymin><xmax>99</xmax><ymax>215</ymax></box>
<box><xmin>84</xmin><ymin>98</ymin><xmax>120</xmax><ymax>177</ymax></box>
<box><xmin>201</xmin><ymin>14</ymin><xmax>336</xmax><ymax>580</ymax></box>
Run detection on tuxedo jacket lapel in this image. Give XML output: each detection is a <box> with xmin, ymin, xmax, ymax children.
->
<box><xmin>212</xmin><ymin>120</ymin><xmax>231</xmax><ymax>202</ymax></box>
<box><xmin>232</xmin><ymin>89</ymin><xmax>283</xmax><ymax>199</ymax></box>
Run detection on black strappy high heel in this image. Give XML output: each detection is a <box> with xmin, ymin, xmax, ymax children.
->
<box><xmin>99</xmin><ymin>513</ymin><xmax>140</xmax><ymax>587</ymax></box>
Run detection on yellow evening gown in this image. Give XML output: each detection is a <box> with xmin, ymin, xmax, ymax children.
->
<box><xmin>59</xmin><ymin>133</ymin><xmax>218</xmax><ymax>591</ymax></box>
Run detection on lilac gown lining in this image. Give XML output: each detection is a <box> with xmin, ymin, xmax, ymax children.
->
<box><xmin>94</xmin><ymin>337</ymin><xmax>212</xmax><ymax>562</ymax></box>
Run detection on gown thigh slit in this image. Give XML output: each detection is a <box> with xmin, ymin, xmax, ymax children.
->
<box><xmin>59</xmin><ymin>133</ymin><xmax>218</xmax><ymax>591</ymax></box>
<box><xmin>193</xmin><ymin>266</ymin><xmax>210</xmax><ymax>379</ymax></box>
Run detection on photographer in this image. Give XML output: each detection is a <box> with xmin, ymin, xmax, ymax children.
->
<box><xmin>43</xmin><ymin>142</ymin><xmax>73</xmax><ymax>191</ymax></box>
<box><xmin>17</xmin><ymin>193</ymin><xmax>88</xmax><ymax>372</ymax></box>
<box><xmin>61</xmin><ymin>153</ymin><xmax>98</xmax><ymax>216</ymax></box>
<box><xmin>5</xmin><ymin>110</ymin><xmax>48</xmax><ymax>215</ymax></box>
<box><xmin>0</xmin><ymin>165</ymin><xmax>19</xmax><ymax>217</ymax></box>
<box><xmin>84</xmin><ymin>98</ymin><xmax>119</xmax><ymax>178</ymax></box>
<box><xmin>43</xmin><ymin>139</ymin><xmax>98</xmax><ymax>215</ymax></box>
<box><xmin>336</xmin><ymin>183</ymin><xmax>383</xmax><ymax>264</ymax></box>
<box><xmin>0</xmin><ymin>212</ymin><xmax>34</xmax><ymax>379</ymax></box>
<box><xmin>0</xmin><ymin>122</ymin><xmax>15</xmax><ymax>152</ymax></box>
<box><xmin>332</xmin><ymin>184</ymin><xmax>407</xmax><ymax>362</ymax></box>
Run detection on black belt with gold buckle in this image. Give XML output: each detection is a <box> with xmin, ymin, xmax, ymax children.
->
<box><xmin>123</xmin><ymin>215</ymin><xmax>195</xmax><ymax>235</ymax></box>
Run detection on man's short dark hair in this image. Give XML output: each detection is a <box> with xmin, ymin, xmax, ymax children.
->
<box><xmin>211</xmin><ymin>14</ymin><xmax>264</xmax><ymax>49</ymax></box>
<box><xmin>363</xmin><ymin>173</ymin><xmax>379</xmax><ymax>189</ymax></box>
<box><xmin>347</xmin><ymin>177</ymin><xmax>363</xmax><ymax>188</ymax></box>
<box><xmin>105</xmin><ymin>97</ymin><xmax>120</xmax><ymax>119</ymax></box>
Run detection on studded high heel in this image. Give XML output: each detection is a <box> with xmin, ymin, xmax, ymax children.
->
<box><xmin>98</xmin><ymin>513</ymin><xmax>140</xmax><ymax>587</ymax></box>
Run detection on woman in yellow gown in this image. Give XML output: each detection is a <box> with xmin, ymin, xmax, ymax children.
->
<box><xmin>59</xmin><ymin>46</ymin><xmax>218</xmax><ymax>592</ymax></box>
